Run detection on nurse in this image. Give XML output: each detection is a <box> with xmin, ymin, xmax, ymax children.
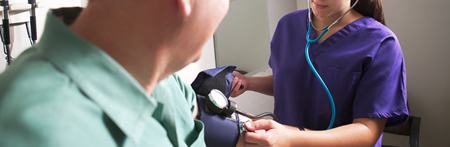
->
<box><xmin>231</xmin><ymin>0</ymin><xmax>409</xmax><ymax>146</ymax></box>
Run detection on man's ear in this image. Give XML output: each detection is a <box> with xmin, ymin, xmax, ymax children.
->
<box><xmin>177</xmin><ymin>0</ymin><xmax>192</xmax><ymax>17</ymax></box>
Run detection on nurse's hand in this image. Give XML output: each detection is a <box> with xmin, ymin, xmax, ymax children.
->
<box><xmin>243</xmin><ymin>120</ymin><xmax>292</xmax><ymax>147</ymax></box>
<box><xmin>231</xmin><ymin>71</ymin><xmax>248</xmax><ymax>97</ymax></box>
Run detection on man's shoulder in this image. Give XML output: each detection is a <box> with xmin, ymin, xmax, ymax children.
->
<box><xmin>0</xmin><ymin>48</ymin><xmax>76</xmax><ymax>105</ymax></box>
<box><xmin>0</xmin><ymin>47</ymin><xmax>102</xmax><ymax>132</ymax></box>
<box><xmin>0</xmin><ymin>70</ymin><xmax>114</xmax><ymax>146</ymax></box>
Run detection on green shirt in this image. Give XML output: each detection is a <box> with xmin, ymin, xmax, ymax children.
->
<box><xmin>0</xmin><ymin>11</ymin><xmax>205</xmax><ymax>147</ymax></box>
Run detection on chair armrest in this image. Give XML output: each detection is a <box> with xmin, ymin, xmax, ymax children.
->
<box><xmin>409</xmin><ymin>116</ymin><xmax>421</xmax><ymax>147</ymax></box>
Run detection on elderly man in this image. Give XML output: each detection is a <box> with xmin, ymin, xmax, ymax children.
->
<box><xmin>0</xmin><ymin>0</ymin><xmax>231</xmax><ymax>146</ymax></box>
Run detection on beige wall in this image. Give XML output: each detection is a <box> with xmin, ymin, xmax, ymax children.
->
<box><xmin>381</xmin><ymin>1</ymin><xmax>450</xmax><ymax>146</ymax></box>
<box><xmin>214</xmin><ymin>0</ymin><xmax>271</xmax><ymax>74</ymax></box>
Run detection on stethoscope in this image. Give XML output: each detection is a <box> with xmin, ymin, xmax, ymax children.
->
<box><xmin>305</xmin><ymin>0</ymin><xmax>359</xmax><ymax>130</ymax></box>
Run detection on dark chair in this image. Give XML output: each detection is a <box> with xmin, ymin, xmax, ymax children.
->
<box><xmin>382</xmin><ymin>116</ymin><xmax>421</xmax><ymax>147</ymax></box>
<box><xmin>52</xmin><ymin>7</ymin><xmax>84</xmax><ymax>25</ymax></box>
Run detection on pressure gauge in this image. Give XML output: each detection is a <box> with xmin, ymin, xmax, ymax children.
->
<box><xmin>205</xmin><ymin>89</ymin><xmax>237</xmax><ymax>117</ymax></box>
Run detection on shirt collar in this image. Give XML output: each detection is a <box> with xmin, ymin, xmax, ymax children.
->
<box><xmin>36</xmin><ymin>10</ymin><xmax>156</xmax><ymax>145</ymax></box>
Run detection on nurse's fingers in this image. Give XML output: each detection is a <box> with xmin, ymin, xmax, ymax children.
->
<box><xmin>234</xmin><ymin>79</ymin><xmax>242</xmax><ymax>92</ymax></box>
<box><xmin>230</xmin><ymin>79</ymin><xmax>243</xmax><ymax>97</ymax></box>
<box><xmin>231</xmin><ymin>76</ymin><xmax>239</xmax><ymax>91</ymax></box>
<box><xmin>244</xmin><ymin>130</ymin><xmax>269</xmax><ymax>146</ymax></box>
<box><xmin>246</xmin><ymin>119</ymin><xmax>279</xmax><ymax>132</ymax></box>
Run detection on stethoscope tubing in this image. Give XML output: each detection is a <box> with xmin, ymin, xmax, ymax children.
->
<box><xmin>305</xmin><ymin>25</ymin><xmax>335</xmax><ymax>129</ymax></box>
<box><xmin>235</xmin><ymin>109</ymin><xmax>279</xmax><ymax>122</ymax></box>
<box><xmin>305</xmin><ymin>0</ymin><xmax>359</xmax><ymax>130</ymax></box>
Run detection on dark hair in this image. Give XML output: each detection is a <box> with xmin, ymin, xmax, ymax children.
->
<box><xmin>351</xmin><ymin>0</ymin><xmax>385</xmax><ymax>25</ymax></box>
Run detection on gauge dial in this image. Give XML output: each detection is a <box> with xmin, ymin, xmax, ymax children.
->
<box><xmin>209</xmin><ymin>89</ymin><xmax>228</xmax><ymax>109</ymax></box>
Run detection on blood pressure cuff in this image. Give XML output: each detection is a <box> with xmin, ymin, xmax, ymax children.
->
<box><xmin>191</xmin><ymin>65</ymin><xmax>236</xmax><ymax>98</ymax></box>
<box><xmin>196</xmin><ymin>95</ymin><xmax>239</xmax><ymax>147</ymax></box>
<box><xmin>192</xmin><ymin>65</ymin><xmax>239</xmax><ymax>147</ymax></box>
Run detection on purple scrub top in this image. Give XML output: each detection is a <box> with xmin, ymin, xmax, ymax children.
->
<box><xmin>269</xmin><ymin>9</ymin><xmax>409</xmax><ymax>146</ymax></box>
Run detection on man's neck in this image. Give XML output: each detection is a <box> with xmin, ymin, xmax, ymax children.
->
<box><xmin>68</xmin><ymin>2</ymin><xmax>175</xmax><ymax>96</ymax></box>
